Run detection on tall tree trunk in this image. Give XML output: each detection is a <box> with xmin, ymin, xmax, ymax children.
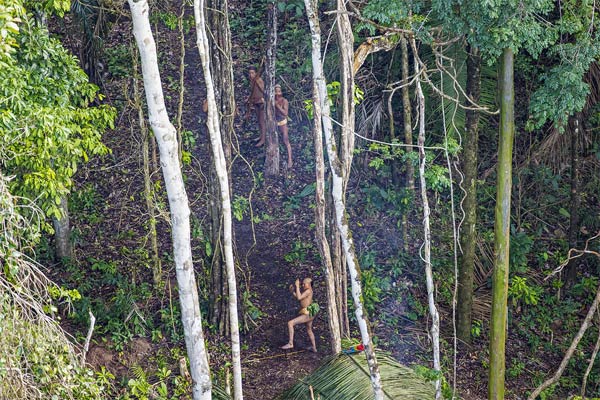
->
<box><xmin>312</xmin><ymin>76</ymin><xmax>342</xmax><ymax>352</ymax></box>
<box><xmin>335</xmin><ymin>0</ymin><xmax>354</xmax><ymax>341</ymax></box>
<box><xmin>413</xmin><ymin>41</ymin><xmax>442</xmax><ymax>399</ymax></box>
<box><xmin>304</xmin><ymin>0</ymin><xmax>383</xmax><ymax>397</ymax></box>
<box><xmin>400</xmin><ymin>35</ymin><xmax>414</xmax><ymax>191</ymax></box>
<box><xmin>565</xmin><ymin>112</ymin><xmax>582</xmax><ymax>285</ymax></box>
<box><xmin>207</xmin><ymin>0</ymin><xmax>234</xmax><ymax>164</ymax></box>
<box><xmin>457</xmin><ymin>45</ymin><xmax>480</xmax><ymax>346</ymax></box>
<box><xmin>193</xmin><ymin>1</ymin><xmax>243</xmax><ymax>399</ymax></box>
<box><xmin>53</xmin><ymin>196</ymin><xmax>71</xmax><ymax>260</ymax></box>
<box><xmin>330</xmin><ymin>207</ymin><xmax>349</xmax><ymax>336</ymax></box>
<box><xmin>129</xmin><ymin>1</ymin><xmax>212</xmax><ymax>398</ymax></box>
<box><xmin>132</xmin><ymin>45</ymin><xmax>162</xmax><ymax>286</ymax></box>
<box><xmin>264</xmin><ymin>1</ymin><xmax>279</xmax><ymax>176</ymax></box>
<box><xmin>388</xmin><ymin>89</ymin><xmax>400</xmax><ymax>186</ymax></box>
<box><xmin>400</xmin><ymin>35</ymin><xmax>413</xmax><ymax>251</ymax></box>
<box><xmin>208</xmin><ymin>181</ymin><xmax>228</xmax><ymax>335</ymax></box>
<box><xmin>336</xmin><ymin>0</ymin><xmax>355</xmax><ymax>188</ymax></box>
<box><xmin>176</xmin><ymin>2</ymin><xmax>186</xmax><ymax>166</ymax></box>
<box><xmin>207</xmin><ymin>0</ymin><xmax>236</xmax><ymax>337</ymax></box>
<box><xmin>488</xmin><ymin>47</ymin><xmax>515</xmax><ymax>400</ymax></box>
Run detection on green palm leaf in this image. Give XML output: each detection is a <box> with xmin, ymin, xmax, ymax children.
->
<box><xmin>278</xmin><ymin>352</ymin><xmax>436</xmax><ymax>399</ymax></box>
<box><xmin>420</xmin><ymin>41</ymin><xmax>497</xmax><ymax>146</ymax></box>
<box><xmin>213</xmin><ymin>384</ymin><xmax>233</xmax><ymax>400</ymax></box>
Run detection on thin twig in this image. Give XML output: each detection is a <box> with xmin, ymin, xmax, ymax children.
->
<box><xmin>81</xmin><ymin>311</ymin><xmax>96</xmax><ymax>364</ymax></box>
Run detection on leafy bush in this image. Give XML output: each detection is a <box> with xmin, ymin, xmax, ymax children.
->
<box><xmin>360</xmin><ymin>269</ymin><xmax>383</xmax><ymax>315</ymax></box>
<box><xmin>0</xmin><ymin>296</ymin><xmax>109</xmax><ymax>399</ymax></box>
<box><xmin>0</xmin><ymin>175</ymin><xmax>108</xmax><ymax>399</ymax></box>
<box><xmin>508</xmin><ymin>276</ymin><xmax>541</xmax><ymax>306</ymax></box>
<box><xmin>510</xmin><ymin>230</ymin><xmax>534</xmax><ymax>275</ymax></box>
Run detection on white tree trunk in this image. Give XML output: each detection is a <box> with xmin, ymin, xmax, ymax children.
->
<box><xmin>264</xmin><ymin>2</ymin><xmax>280</xmax><ymax>176</ymax></box>
<box><xmin>193</xmin><ymin>1</ymin><xmax>243</xmax><ymax>399</ymax></box>
<box><xmin>303</xmin><ymin>0</ymin><xmax>383</xmax><ymax>397</ymax></box>
<box><xmin>311</xmin><ymin>79</ymin><xmax>342</xmax><ymax>353</ymax></box>
<box><xmin>129</xmin><ymin>1</ymin><xmax>212</xmax><ymax>399</ymax></box>
<box><xmin>336</xmin><ymin>0</ymin><xmax>355</xmax><ymax>186</ymax></box>
<box><xmin>301</xmin><ymin>0</ymin><xmax>341</xmax><ymax>355</ymax></box>
<box><xmin>414</xmin><ymin>46</ymin><xmax>442</xmax><ymax>399</ymax></box>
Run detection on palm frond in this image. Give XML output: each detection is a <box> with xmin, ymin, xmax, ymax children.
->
<box><xmin>213</xmin><ymin>384</ymin><xmax>233</xmax><ymax>400</ymax></box>
<box><xmin>420</xmin><ymin>41</ymin><xmax>497</xmax><ymax>146</ymax></box>
<box><xmin>356</xmin><ymin>97</ymin><xmax>384</xmax><ymax>139</ymax></box>
<box><xmin>278</xmin><ymin>352</ymin><xmax>436</xmax><ymax>399</ymax></box>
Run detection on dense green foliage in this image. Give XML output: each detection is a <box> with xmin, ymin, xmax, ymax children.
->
<box><xmin>0</xmin><ymin>0</ymin><xmax>23</xmax><ymax>55</ymax></box>
<box><xmin>0</xmin><ymin>2</ymin><xmax>116</xmax><ymax>398</ymax></box>
<box><xmin>1</xmin><ymin>0</ymin><xmax>598</xmax><ymax>398</ymax></box>
<box><xmin>0</xmin><ymin>174</ymin><xmax>108</xmax><ymax>400</ymax></box>
<box><xmin>0</xmin><ymin>8</ymin><xmax>114</xmax><ymax>219</ymax></box>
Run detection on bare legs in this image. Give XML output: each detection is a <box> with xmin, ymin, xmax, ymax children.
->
<box><xmin>255</xmin><ymin>120</ymin><xmax>293</xmax><ymax>170</ymax></box>
<box><xmin>280</xmin><ymin>125</ymin><xmax>293</xmax><ymax>168</ymax></box>
<box><xmin>306</xmin><ymin>320</ymin><xmax>316</xmax><ymax>352</ymax></box>
<box><xmin>281</xmin><ymin>314</ymin><xmax>316</xmax><ymax>352</ymax></box>
<box><xmin>254</xmin><ymin>103</ymin><xmax>266</xmax><ymax>146</ymax></box>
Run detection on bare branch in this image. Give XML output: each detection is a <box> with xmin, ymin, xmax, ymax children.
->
<box><xmin>546</xmin><ymin>232</ymin><xmax>600</xmax><ymax>279</ymax></box>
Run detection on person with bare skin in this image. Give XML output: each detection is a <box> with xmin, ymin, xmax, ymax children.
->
<box><xmin>274</xmin><ymin>84</ymin><xmax>293</xmax><ymax>168</ymax></box>
<box><xmin>245</xmin><ymin>66</ymin><xmax>266</xmax><ymax>146</ymax></box>
<box><xmin>281</xmin><ymin>278</ymin><xmax>317</xmax><ymax>352</ymax></box>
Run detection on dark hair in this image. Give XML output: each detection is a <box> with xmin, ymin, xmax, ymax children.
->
<box><xmin>248</xmin><ymin>66</ymin><xmax>258</xmax><ymax>72</ymax></box>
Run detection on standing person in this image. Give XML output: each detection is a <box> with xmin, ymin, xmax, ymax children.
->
<box><xmin>245</xmin><ymin>66</ymin><xmax>266</xmax><ymax>146</ymax></box>
<box><xmin>274</xmin><ymin>84</ymin><xmax>293</xmax><ymax>168</ymax></box>
<box><xmin>281</xmin><ymin>278</ymin><xmax>317</xmax><ymax>352</ymax></box>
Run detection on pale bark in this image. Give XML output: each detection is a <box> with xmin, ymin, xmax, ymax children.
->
<box><xmin>334</xmin><ymin>0</ymin><xmax>352</xmax><ymax>340</ymax></box>
<box><xmin>489</xmin><ymin>47</ymin><xmax>515</xmax><ymax>400</ymax></box>
<box><xmin>264</xmin><ymin>2</ymin><xmax>279</xmax><ymax>176</ymax></box>
<box><xmin>129</xmin><ymin>1</ymin><xmax>211</xmax><ymax>398</ymax></box>
<box><xmin>352</xmin><ymin>34</ymin><xmax>397</xmax><ymax>74</ymax></box>
<box><xmin>414</xmin><ymin>41</ymin><xmax>442</xmax><ymax>399</ymax></box>
<box><xmin>53</xmin><ymin>196</ymin><xmax>71</xmax><ymax>260</ymax></box>
<box><xmin>304</xmin><ymin>0</ymin><xmax>383</xmax><ymax>397</ymax></box>
<box><xmin>193</xmin><ymin>1</ymin><xmax>243</xmax><ymax>399</ymax></box>
<box><xmin>305</xmin><ymin>0</ymin><xmax>341</xmax><ymax>355</ymax></box>
<box><xmin>312</xmin><ymin>77</ymin><xmax>342</xmax><ymax>353</ymax></box>
<box><xmin>176</xmin><ymin>3</ymin><xmax>186</xmax><ymax>166</ymax></box>
<box><xmin>336</xmin><ymin>0</ymin><xmax>355</xmax><ymax>187</ymax></box>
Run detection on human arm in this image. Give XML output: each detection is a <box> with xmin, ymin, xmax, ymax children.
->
<box><xmin>293</xmin><ymin>279</ymin><xmax>301</xmax><ymax>299</ymax></box>
<box><xmin>275</xmin><ymin>99</ymin><xmax>288</xmax><ymax>117</ymax></box>
<box><xmin>256</xmin><ymin>77</ymin><xmax>265</xmax><ymax>95</ymax></box>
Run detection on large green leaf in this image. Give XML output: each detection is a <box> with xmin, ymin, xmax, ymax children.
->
<box><xmin>279</xmin><ymin>352</ymin><xmax>436</xmax><ymax>399</ymax></box>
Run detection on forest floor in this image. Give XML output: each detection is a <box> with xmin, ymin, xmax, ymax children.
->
<box><xmin>51</xmin><ymin>9</ymin><xmax>475</xmax><ymax>400</ymax></box>
<box><xmin>46</xmin><ymin>3</ymin><xmax>578</xmax><ymax>400</ymax></box>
